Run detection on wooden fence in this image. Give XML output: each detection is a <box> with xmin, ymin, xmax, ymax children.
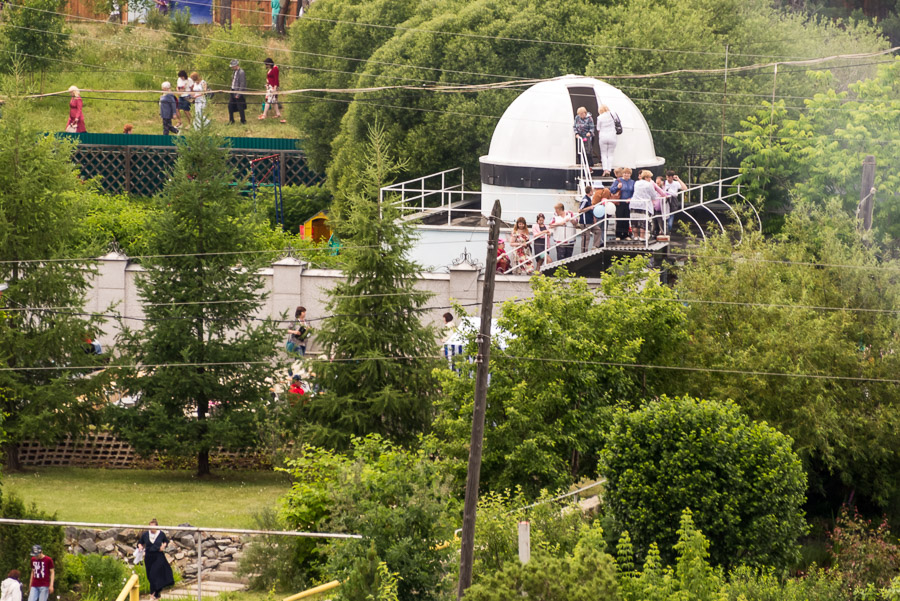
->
<box><xmin>18</xmin><ymin>431</ymin><xmax>270</xmax><ymax>469</ymax></box>
<box><xmin>63</xmin><ymin>0</ymin><xmax>302</xmax><ymax>27</ymax></box>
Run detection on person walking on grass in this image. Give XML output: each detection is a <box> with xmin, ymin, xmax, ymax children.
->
<box><xmin>1</xmin><ymin>570</ymin><xmax>22</xmax><ymax>601</ymax></box>
<box><xmin>138</xmin><ymin>520</ymin><xmax>174</xmax><ymax>601</ymax></box>
<box><xmin>190</xmin><ymin>72</ymin><xmax>209</xmax><ymax>128</ymax></box>
<box><xmin>65</xmin><ymin>86</ymin><xmax>86</xmax><ymax>133</ymax></box>
<box><xmin>259</xmin><ymin>58</ymin><xmax>285</xmax><ymax>123</ymax></box>
<box><xmin>175</xmin><ymin>70</ymin><xmax>192</xmax><ymax>128</ymax></box>
<box><xmin>27</xmin><ymin>546</ymin><xmax>53</xmax><ymax>601</ymax></box>
<box><xmin>228</xmin><ymin>59</ymin><xmax>247</xmax><ymax>125</ymax></box>
<box><xmin>159</xmin><ymin>82</ymin><xmax>178</xmax><ymax>136</ymax></box>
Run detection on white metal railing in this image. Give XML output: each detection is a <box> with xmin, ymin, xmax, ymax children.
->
<box><xmin>380</xmin><ymin>167</ymin><xmax>466</xmax><ymax>218</ymax></box>
<box><xmin>576</xmin><ymin>138</ymin><xmax>594</xmax><ymax>195</ymax></box>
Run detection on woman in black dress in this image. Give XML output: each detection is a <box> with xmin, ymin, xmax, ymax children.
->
<box><xmin>138</xmin><ymin>519</ymin><xmax>175</xmax><ymax>601</ymax></box>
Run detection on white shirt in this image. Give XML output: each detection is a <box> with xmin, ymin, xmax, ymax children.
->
<box><xmin>549</xmin><ymin>211</ymin><xmax>576</xmax><ymax>244</ymax></box>
<box><xmin>1</xmin><ymin>578</ymin><xmax>22</xmax><ymax>601</ymax></box>
<box><xmin>631</xmin><ymin>180</ymin><xmax>656</xmax><ymax>213</ymax></box>
<box><xmin>191</xmin><ymin>80</ymin><xmax>207</xmax><ymax>106</ymax></box>
<box><xmin>664</xmin><ymin>180</ymin><xmax>683</xmax><ymax>197</ymax></box>
<box><xmin>176</xmin><ymin>77</ymin><xmax>190</xmax><ymax>99</ymax></box>
<box><xmin>596</xmin><ymin>111</ymin><xmax>617</xmax><ymax>138</ymax></box>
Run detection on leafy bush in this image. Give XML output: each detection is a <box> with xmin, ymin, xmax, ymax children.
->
<box><xmin>280</xmin><ymin>436</ymin><xmax>459</xmax><ymax>601</ymax></box>
<box><xmin>602</xmin><ymin>396</ymin><xmax>808</xmax><ymax>569</ymax></box>
<box><xmin>144</xmin><ymin>9</ymin><xmax>169</xmax><ymax>29</ymax></box>
<box><xmin>263</xmin><ymin>184</ymin><xmax>331</xmax><ymax>234</ymax></box>
<box><xmin>134</xmin><ymin>560</ymin><xmax>182</xmax><ymax>594</ymax></box>
<box><xmin>464</xmin><ymin>522</ymin><xmax>618</xmax><ymax>601</ymax></box>
<box><xmin>238</xmin><ymin>507</ymin><xmax>312</xmax><ymax>591</ymax></box>
<box><xmin>0</xmin><ymin>494</ymin><xmax>66</xmax><ymax>589</ymax></box>
<box><xmin>828</xmin><ymin>505</ymin><xmax>900</xmax><ymax>596</ymax></box>
<box><xmin>73</xmin><ymin>191</ymin><xmax>157</xmax><ymax>257</ymax></box>
<box><xmin>74</xmin><ymin>554</ymin><xmax>130</xmax><ymax>601</ymax></box>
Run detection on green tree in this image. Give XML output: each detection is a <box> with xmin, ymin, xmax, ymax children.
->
<box><xmin>110</xmin><ymin>124</ymin><xmax>280</xmax><ymax>476</ymax></box>
<box><xmin>672</xmin><ymin>204</ymin><xmax>900</xmax><ymax>515</ymax></box>
<box><xmin>585</xmin><ymin>0</ymin><xmax>885</xmax><ymax>174</ymax></box>
<box><xmin>287</xmin><ymin>0</ymin><xmax>422</xmax><ymax>173</ymax></box>
<box><xmin>0</xmin><ymin>100</ymin><xmax>106</xmax><ymax>471</ymax></box>
<box><xmin>434</xmin><ymin>258</ymin><xmax>687</xmax><ymax>496</ymax></box>
<box><xmin>1</xmin><ymin>0</ymin><xmax>70</xmax><ymax>88</ymax></box>
<box><xmin>326</xmin><ymin>0</ymin><xmax>594</xmax><ymax>195</ymax></box>
<box><xmin>0</xmin><ymin>493</ymin><xmax>66</xmax><ymax>587</ymax></box>
<box><xmin>300</xmin><ymin>126</ymin><xmax>440</xmax><ymax>449</ymax></box>
<box><xmin>603</xmin><ymin>397</ymin><xmax>808</xmax><ymax>569</ymax></box>
<box><xmin>280</xmin><ymin>436</ymin><xmax>459</xmax><ymax>601</ymax></box>
<box><xmin>728</xmin><ymin>60</ymin><xmax>900</xmax><ymax>241</ymax></box>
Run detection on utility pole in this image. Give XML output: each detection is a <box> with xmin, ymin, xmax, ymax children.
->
<box><xmin>457</xmin><ymin>199</ymin><xmax>502</xmax><ymax>600</ymax></box>
<box><xmin>858</xmin><ymin>155</ymin><xmax>876</xmax><ymax>232</ymax></box>
<box><xmin>718</xmin><ymin>44</ymin><xmax>729</xmax><ymax>183</ymax></box>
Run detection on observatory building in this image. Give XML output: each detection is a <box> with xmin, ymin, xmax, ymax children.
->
<box><xmin>478</xmin><ymin>75</ymin><xmax>664</xmax><ymax>220</ymax></box>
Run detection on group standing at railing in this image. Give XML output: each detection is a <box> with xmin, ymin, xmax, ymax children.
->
<box><xmin>496</xmin><ymin>169</ymin><xmax>687</xmax><ymax>275</ymax></box>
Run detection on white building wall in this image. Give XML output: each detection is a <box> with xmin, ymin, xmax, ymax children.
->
<box><xmin>87</xmin><ymin>254</ymin><xmax>600</xmax><ymax>353</ymax></box>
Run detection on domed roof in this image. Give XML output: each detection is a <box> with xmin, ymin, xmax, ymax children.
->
<box><xmin>480</xmin><ymin>75</ymin><xmax>663</xmax><ymax>170</ymax></box>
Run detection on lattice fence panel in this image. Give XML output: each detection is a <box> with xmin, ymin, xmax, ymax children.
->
<box><xmin>72</xmin><ymin>145</ymin><xmax>323</xmax><ymax>197</ymax></box>
<box><xmin>74</xmin><ymin>147</ymin><xmax>128</xmax><ymax>193</ymax></box>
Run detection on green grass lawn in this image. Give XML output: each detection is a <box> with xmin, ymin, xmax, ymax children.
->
<box><xmin>23</xmin><ymin>24</ymin><xmax>303</xmax><ymax>138</ymax></box>
<box><xmin>3</xmin><ymin>468</ymin><xmax>290</xmax><ymax>528</ymax></box>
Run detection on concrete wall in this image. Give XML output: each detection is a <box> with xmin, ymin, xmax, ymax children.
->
<box><xmin>86</xmin><ymin>251</ymin><xmax>602</xmax><ymax>351</ymax></box>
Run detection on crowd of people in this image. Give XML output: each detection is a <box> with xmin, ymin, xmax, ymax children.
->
<box><xmin>64</xmin><ymin>58</ymin><xmax>285</xmax><ymax>136</ymax></box>
<box><xmin>496</xmin><ymin>168</ymin><xmax>688</xmax><ymax>275</ymax></box>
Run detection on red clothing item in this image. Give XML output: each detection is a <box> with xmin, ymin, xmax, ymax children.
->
<box><xmin>266</xmin><ymin>65</ymin><xmax>279</xmax><ymax>88</ymax></box>
<box><xmin>289</xmin><ymin>383</ymin><xmax>304</xmax><ymax>395</ymax></box>
<box><xmin>31</xmin><ymin>556</ymin><xmax>54</xmax><ymax>587</ymax></box>
<box><xmin>68</xmin><ymin>97</ymin><xmax>86</xmax><ymax>133</ymax></box>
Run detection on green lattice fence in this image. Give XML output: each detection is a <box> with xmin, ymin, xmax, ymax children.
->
<box><xmin>62</xmin><ymin>133</ymin><xmax>324</xmax><ymax>196</ymax></box>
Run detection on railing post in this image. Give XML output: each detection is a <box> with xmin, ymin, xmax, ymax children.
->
<box><xmin>196</xmin><ymin>529</ymin><xmax>203</xmax><ymax>601</ymax></box>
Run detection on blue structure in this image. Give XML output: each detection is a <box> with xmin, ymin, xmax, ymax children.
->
<box><xmin>171</xmin><ymin>0</ymin><xmax>213</xmax><ymax>23</ymax></box>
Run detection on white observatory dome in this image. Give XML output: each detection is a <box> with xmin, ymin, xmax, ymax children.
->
<box><xmin>478</xmin><ymin>75</ymin><xmax>664</xmax><ymax>219</ymax></box>
<box><xmin>482</xmin><ymin>75</ymin><xmax>662</xmax><ymax>172</ymax></box>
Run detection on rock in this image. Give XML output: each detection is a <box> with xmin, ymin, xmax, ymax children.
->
<box><xmin>65</xmin><ymin>526</ymin><xmax>77</xmax><ymax>540</ymax></box>
<box><xmin>98</xmin><ymin>528</ymin><xmax>119</xmax><ymax>541</ymax></box>
<box><xmin>117</xmin><ymin>529</ymin><xmax>137</xmax><ymax>542</ymax></box>
<box><xmin>223</xmin><ymin>547</ymin><xmax>239</xmax><ymax>556</ymax></box>
<box><xmin>202</xmin><ymin>558</ymin><xmax>220</xmax><ymax>569</ymax></box>
<box><xmin>214</xmin><ymin>538</ymin><xmax>231</xmax><ymax>545</ymax></box>
<box><xmin>97</xmin><ymin>537</ymin><xmax>116</xmax><ymax>553</ymax></box>
<box><xmin>118</xmin><ymin>543</ymin><xmax>135</xmax><ymax>556</ymax></box>
<box><xmin>79</xmin><ymin>538</ymin><xmax>98</xmax><ymax>554</ymax></box>
<box><xmin>178</xmin><ymin>533</ymin><xmax>197</xmax><ymax>546</ymax></box>
<box><xmin>201</xmin><ymin>540</ymin><xmax>217</xmax><ymax>550</ymax></box>
<box><xmin>183</xmin><ymin>565</ymin><xmax>198</xmax><ymax>575</ymax></box>
<box><xmin>175</xmin><ymin>552</ymin><xmax>185</xmax><ymax>560</ymax></box>
<box><xmin>203</xmin><ymin>549</ymin><xmax>218</xmax><ymax>559</ymax></box>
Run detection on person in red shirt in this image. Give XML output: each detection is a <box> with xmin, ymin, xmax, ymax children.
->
<box><xmin>27</xmin><ymin>546</ymin><xmax>53</xmax><ymax>601</ymax></box>
<box><xmin>259</xmin><ymin>58</ymin><xmax>285</xmax><ymax>123</ymax></box>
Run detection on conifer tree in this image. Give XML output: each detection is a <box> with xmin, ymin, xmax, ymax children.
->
<box><xmin>111</xmin><ymin>124</ymin><xmax>279</xmax><ymax>476</ymax></box>
<box><xmin>0</xmin><ymin>97</ymin><xmax>106</xmax><ymax>470</ymax></box>
<box><xmin>302</xmin><ymin>126</ymin><xmax>440</xmax><ymax>448</ymax></box>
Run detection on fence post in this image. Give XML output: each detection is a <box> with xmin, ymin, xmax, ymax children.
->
<box><xmin>518</xmin><ymin>522</ymin><xmax>531</xmax><ymax>564</ymax></box>
<box><xmin>124</xmin><ymin>146</ymin><xmax>132</xmax><ymax>194</ymax></box>
<box><xmin>196</xmin><ymin>530</ymin><xmax>203</xmax><ymax>601</ymax></box>
<box><xmin>279</xmin><ymin>152</ymin><xmax>287</xmax><ymax>187</ymax></box>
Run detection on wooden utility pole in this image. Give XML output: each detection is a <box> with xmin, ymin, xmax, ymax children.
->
<box><xmin>858</xmin><ymin>155</ymin><xmax>876</xmax><ymax>232</ymax></box>
<box><xmin>457</xmin><ymin>199</ymin><xmax>502</xmax><ymax>600</ymax></box>
<box><xmin>718</xmin><ymin>44</ymin><xmax>729</xmax><ymax>183</ymax></box>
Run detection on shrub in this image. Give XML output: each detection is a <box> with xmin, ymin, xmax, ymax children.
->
<box><xmin>463</xmin><ymin>522</ymin><xmax>618</xmax><ymax>601</ymax></box>
<box><xmin>0</xmin><ymin>494</ymin><xmax>66</xmax><ymax>589</ymax></box>
<box><xmin>828</xmin><ymin>505</ymin><xmax>900</xmax><ymax>596</ymax></box>
<box><xmin>237</xmin><ymin>507</ymin><xmax>312</xmax><ymax>592</ymax></box>
<box><xmin>0</xmin><ymin>0</ymin><xmax>69</xmax><ymax>81</ymax></box>
<box><xmin>134</xmin><ymin>560</ymin><xmax>182</xmax><ymax>594</ymax></box>
<box><xmin>263</xmin><ymin>184</ymin><xmax>331</xmax><ymax>234</ymax></box>
<box><xmin>602</xmin><ymin>396</ymin><xmax>808</xmax><ymax>569</ymax></box>
<box><xmin>76</xmin><ymin>554</ymin><xmax>130</xmax><ymax>601</ymax></box>
<box><xmin>167</xmin><ymin>9</ymin><xmax>193</xmax><ymax>54</ymax></box>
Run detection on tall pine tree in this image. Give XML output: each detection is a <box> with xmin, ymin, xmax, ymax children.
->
<box><xmin>0</xmin><ymin>98</ymin><xmax>106</xmax><ymax>470</ymax></box>
<box><xmin>112</xmin><ymin>124</ymin><xmax>279</xmax><ymax>476</ymax></box>
<box><xmin>302</xmin><ymin>126</ymin><xmax>440</xmax><ymax>448</ymax></box>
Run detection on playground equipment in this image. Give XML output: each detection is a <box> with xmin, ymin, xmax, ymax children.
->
<box><xmin>250</xmin><ymin>154</ymin><xmax>284</xmax><ymax>229</ymax></box>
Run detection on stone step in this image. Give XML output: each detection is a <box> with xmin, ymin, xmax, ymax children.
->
<box><xmin>204</xmin><ymin>571</ymin><xmax>248</xmax><ymax>584</ymax></box>
<box><xmin>156</xmin><ymin>580</ymin><xmax>247</xmax><ymax>600</ymax></box>
<box><xmin>218</xmin><ymin>561</ymin><xmax>239</xmax><ymax>572</ymax></box>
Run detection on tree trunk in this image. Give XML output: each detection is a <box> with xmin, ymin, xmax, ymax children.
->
<box><xmin>4</xmin><ymin>442</ymin><xmax>21</xmax><ymax>472</ymax></box>
<box><xmin>276</xmin><ymin>0</ymin><xmax>290</xmax><ymax>34</ymax></box>
<box><xmin>196</xmin><ymin>394</ymin><xmax>210</xmax><ymax>476</ymax></box>
<box><xmin>197</xmin><ymin>447</ymin><xmax>210</xmax><ymax>476</ymax></box>
<box><xmin>218</xmin><ymin>0</ymin><xmax>231</xmax><ymax>26</ymax></box>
